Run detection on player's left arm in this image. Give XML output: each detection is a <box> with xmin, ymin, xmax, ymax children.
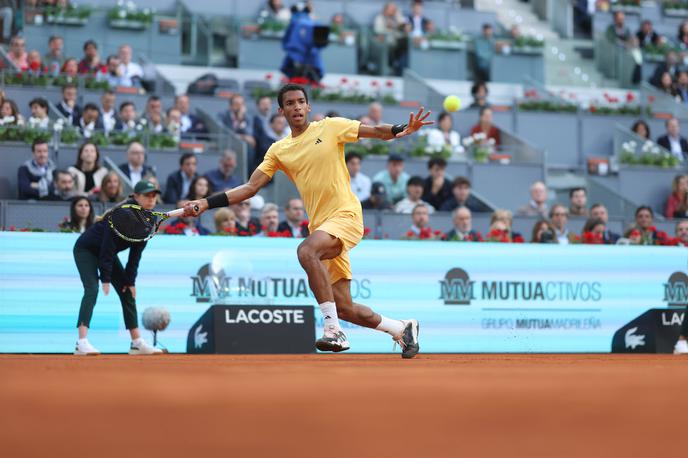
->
<box><xmin>358</xmin><ymin>107</ymin><xmax>434</xmax><ymax>140</ymax></box>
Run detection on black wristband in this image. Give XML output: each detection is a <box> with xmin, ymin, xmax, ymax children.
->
<box><xmin>391</xmin><ymin>123</ymin><xmax>408</xmax><ymax>136</ymax></box>
<box><xmin>206</xmin><ymin>192</ymin><xmax>230</xmax><ymax>209</ymax></box>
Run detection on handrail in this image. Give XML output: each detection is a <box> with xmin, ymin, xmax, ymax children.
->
<box><xmin>102</xmin><ymin>155</ymin><xmax>134</xmax><ymax>195</ymax></box>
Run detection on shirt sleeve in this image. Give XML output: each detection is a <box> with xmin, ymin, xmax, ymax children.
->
<box><xmin>327</xmin><ymin>117</ymin><xmax>361</xmax><ymax>144</ymax></box>
<box><xmin>256</xmin><ymin>144</ymin><xmax>281</xmax><ymax>179</ymax></box>
<box><xmin>98</xmin><ymin>224</ymin><xmax>117</xmax><ymax>283</ymax></box>
<box><xmin>125</xmin><ymin>241</ymin><xmax>147</xmax><ymax>286</ymax></box>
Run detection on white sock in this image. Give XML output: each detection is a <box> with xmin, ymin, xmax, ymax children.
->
<box><xmin>78</xmin><ymin>338</ymin><xmax>88</xmax><ymax>344</ymax></box>
<box><xmin>132</xmin><ymin>337</ymin><xmax>143</xmax><ymax>344</ymax></box>
<box><xmin>319</xmin><ymin>301</ymin><xmax>341</xmax><ymax>331</ymax></box>
<box><xmin>376</xmin><ymin>315</ymin><xmax>405</xmax><ymax>337</ymax></box>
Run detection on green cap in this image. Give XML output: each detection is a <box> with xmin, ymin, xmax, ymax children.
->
<box><xmin>134</xmin><ymin>179</ymin><xmax>161</xmax><ymax>195</ymax></box>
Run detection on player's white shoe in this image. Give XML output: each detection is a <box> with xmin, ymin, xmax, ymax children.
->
<box><xmin>74</xmin><ymin>339</ymin><xmax>100</xmax><ymax>356</ymax></box>
<box><xmin>394</xmin><ymin>319</ymin><xmax>420</xmax><ymax>359</ymax></box>
<box><xmin>129</xmin><ymin>338</ymin><xmax>163</xmax><ymax>355</ymax></box>
<box><xmin>674</xmin><ymin>339</ymin><xmax>688</xmax><ymax>354</ymax></box>
<box><xmin>315</xmin><ymin>325</ymin><xmax>350</xmax><ymax>352</ymax></box>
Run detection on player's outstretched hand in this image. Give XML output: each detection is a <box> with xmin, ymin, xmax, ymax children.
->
<box><xmin>396</xmin><ymin>106</ymin><xmax>434</xmax><ymax>138</ymax></box>
<box><xmin>184</xmin><ymin>199</ymin><xmax>207</xmax><ymax>217</ymax></box>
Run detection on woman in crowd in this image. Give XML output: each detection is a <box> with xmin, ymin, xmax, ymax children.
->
<box><xmin>665</xmin><ymin>174</ymin><xmax>688</xmax><ymax>218</ymax></box>
<box><xmin>61</xmin><ymin>58</ymin><xmax>79</xmax><ymax>78</ymax></box>
<box><xmin>213</xmin><ymin>207</ymin><xmax>237</xmax><ymax>235</ymax></box>
<box><xmin>470</xmin><ymin>81</ymin><xmax>489</xmax><ymax>109</ymax></box>
<box><xmin>632</xmin><ymin>205</ymin><xmax>658</xmax><ymax>245</ymax></box>
<box><xmin>186</xmin><ymin>176</ymin><xmax>212</xmax><ymax>201</ymax></box>
<box><xmin>581</xmin><ymin>218</ymin><xmax>607</xmax><ymax>244</ymax></box>
<box><xmin>470</xmin><ymin>107</ymin><xmax>501</xmax><ymax>147</ymax></box>
<box><xmin>59</xmin><ymin>196</ymin><xmax>94</xmax><ymax>233</ymax></box>
<box><xmin>68</xmin><ymin>142</ymin><xmax>108</xmax><ymax>196</ymax></box>
<box><xmin>631</xmin><ymin>120</ymin><xmax>651</xmax><ymax>139</ymax></box>
<box><xmin>658</xmin><ymin>72</ymin><xmax>679</xmax><ymax>99</ymax></box>
<box><xmin>1</xmin><ymin>99</ymin><xmax>24</xmax><ymax>125</ymax></box>
<box><xmin>425</xmin><ymin>112</ymin><xmax>464</xmax><ymax>156</ymax></box>
<box><xmin>98</xmin><ymin>171</ymin><xmax>124</xmax><ymax>203</ymax></box>
<box><xmin>530</xmin><ymin>220</ymin><xmax>555</xmax><ymax>243</ymax></box>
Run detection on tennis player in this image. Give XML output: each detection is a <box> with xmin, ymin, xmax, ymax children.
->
<box><xmin>73</xmin><ymin>179</ymin><xmax>163</xmax><ymax>355</ymax></box>
<box><xmin>185</xmin><ymin>84</ymin><xmax>432</xmax><ymax>358</ymax></box>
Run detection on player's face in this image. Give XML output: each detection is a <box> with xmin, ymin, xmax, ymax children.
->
<box><xmin>279</xmin><ymin>90</ymin><xmax>311</xmax><ymax>129</ymax></box>
<box><xmin>135</xmin><ymin>192</ymin><xmax>158</xmax><ymax>210</ymax></box>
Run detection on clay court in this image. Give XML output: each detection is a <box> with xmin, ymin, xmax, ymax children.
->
<box><xmin>2</xmin><ymin>354</ymin><xmax>688</xmax><ymax>457</ymax></box>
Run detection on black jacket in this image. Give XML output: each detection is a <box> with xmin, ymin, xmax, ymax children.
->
<box><xmin>439</xmin><ymin>194</ymin><xmax>492</xmax><ymax>213</ymax></box>
<box><xmin>277</xmin><ymin>220</ymin><xmax>309</xmax><ymax>237</ymax></box>
<box><xmin>55</xmin><ymin>101</ymin><xmax>81</xmax><ymax>126</ymax></box>
<box><xmin>657</xmin><ymin>135</ymin><xmax>688</xmax><ymax>161</ymax></box>
<box><xmin>119</xmin><ymin>163</ymin><xmax>156</xmax><ymax>181</ymax></box>
<box><xmin>163</xmin><ymin>170</ymin><xmax>197</xmax><ymax>204</ymax></box>
<box><xmin>604</xmin><ymin>230</ymin><xmax>621</xmax><ymax>245</ymax></box>
<box><xmin>422</xmin><ymin>177</ymin><xmax>453</xmax><ymax>210</ymax></box>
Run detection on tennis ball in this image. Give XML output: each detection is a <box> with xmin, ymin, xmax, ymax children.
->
<box><xmin>443</xmin><ymin>95</ymin><xmax>461</xmax><ymax>112</ymax></box>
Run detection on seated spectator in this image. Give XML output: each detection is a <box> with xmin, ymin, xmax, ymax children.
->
<box><xmin>205</xmin><ymin>149</ymin><xmax>241</xmax><ymax>192</ymax></box>
<box><xmin>406</xmin><ymin>204</ymin><xmax>441</xmax><ymax>240</ymax></box>
<box><xmin>163</xmin><ymin>152</ymin><xmax>197</xmax><ymax>204</ymax></box>
<box><xmin>362</xmin><ymin>181</ymin><xmax>393</xmax><ymax>210</ymax></box>
<box><xmin>485</xmin><ymin>219</ymin><xmax>514</xmax><ymax>243</ymax></box>
<box><xmin>214</xmin><ymin>207</ymin><xmax>238</xmax><ymax>235</ymax></box>
<box><xmin>632</xmin><ymin>205</ymin><xmax>658</xmax><ymax>245</ymax></box>
<box><xmin>118</xmin><ymin>44</ymin><xmax>143</xmax><ymax>87</ymax></box>
<box><xmin>631</xmin><ymin>119</ymin><xmax>650</xmax><ymax>139</ymax></box>
<box><xmin>569</xmin><ymin>187</ymin><xmax>588</xmax><ymax>217</ymax></box>
<box><xmin>440</xmin><ymin>177</ymin><xmax>491</xmax><ymax>213</ymax></box>
<box><xmin>425</xmin><ymin>112</ymin><xmax>464</xmax><ymax>157</ymax></box>
<box><xmin>373</xmin><ymin>3</ymin><xmax>410</xmax><ymax>76</ymax></box>
<box><xmin>444</xmin><ymin>206</ymin><xmax>482</xmax><ymax>242</ymax></box>
<box><xmin>166</xmin><ymin>107</ymin><xmax>182</xmax><ymax>140</ymax></box>
<box><xmin>253</xmin><ymin>95</ymin><xmax>273</xmax><ymax>146</ymax></box>
<box><xmin>59</xmin><ymin>196</ymin><xmax>94</xmax><ymax>233</ymax></box>
<box><xmin>67</xmin><ymin>142</ymin><xmax>108</xmax><ymax>196</ymax></box>
<box><xmin>657</xmin><ymin>117</ymin><xmax>688</xmax><ymax>162</ymax></box>
<box><xmin>78</xmin><ymin>103</ymin><xmax>104</xmax><ymax>138</ymax></box>
<box><xmin>219</xmin><ymin>94</ymin><xmax>256</xmax><ymax>148</ymax></box>
<box><xmin>675</xmin><ymin>220</ymin><xmax>688</xmax><ymax>246</ymax></box>
<box><xmin>490</xmin><ymin>209</ymin><xmax>524</xmax><ymax>242</ymax></box>
<box><xmin>143</xmin><ymin>95</ymin><xmax>165</xmax><ymax>133</ymax></box>
<box><xmin>277</xmin><ymin>198</ymin><xmax>309</xmax><ymax>238</ymax></box>
<box><xmin>18</xmin><ymin>139</ymin><xmax>55</xmax><ymax>199</ymax></box>
<box><xmin>259</xmin><ymin>0</ymin><xmax>291</xmax><ymax>24</ymax></box>
<box><xmin>666</xmin><ymin>174</ymin><xmax>688</xmax><ymax>218</ymax></box>
<box><xmin>636</xmin><ymin>19</ymin><xmax>660</xmax><ymax>48</ymax></box>
<box><xmin>55</xmin><ymin>84</ymin><xmax>81</xmax><ymax>126</ymax></box>
<box><xmin>26</xmin><ymin>49</ymin><xmax>42</xmax><ymax>75</ymax></box>
<box><xmin>28</xmin><ymin>97</ymin><xmax>50</xmax><ymax>129</ymax></box>
<box><xmin>256</xmin><ymin>113</ymin><xmax>289</xmax><ymax>163</ymax></box>
<box><xmin>114</xmin><ymin>101</ymin><xmax>138</xmax><ymax>133</ymax></box>
<box><xmin>255</xmin><ymin>203</ymin><xmax>280</xmax><ymax>236</ymax></box>
<box><xmin>98</xmin><ymin>171</ymin><xmax>124</xmax><ymax>203</ymax></box>
<box><xmin>590</xmin><ymin>203</ymin><xmax>620</xmax><ymax>244</ymax></box>
<box><xmin>119</xmin><ymin>142</ymin><xmax>154</xmax><ymax>186</ymax></box>
<box><xmin>549</xmin><ymin>204</ymin><xmax>576</xmax><ymax>244</ymax></box>
<box><xmin>657</xmin><ymin>72</ymin><xmax>679</xmax><ymax>99</ymax></box>
<box><xmin>581</xmin><ymin>218</ymin><xmax>607</xmax><ymax>244</ymax></box>
<box><xmin>373</xmin><ymin>154</ymin><xmax>409</xmax><ymax>204</ymax></box>
<box><xmin>517</xmin><ymin>181</ymin><xmax>549</xmax><ymax>217</ymax></box>
<box><xmin>166</xmin><ymin>199</ymin><xmax>211</xmax><ymax>236</ymax></box>
<box><xmin>233</xmin><ymin>200</ymin><xmax>260</xmax><ymax>236</ymax></box>
<box><xmin>186</xmin><ymin>176</ymin><xmax>212</xmax><ymax>201</ymax></box>
<box><xmin>396</xmin><ymin>175</ymin><xmax>434</xmax><ymax>214</ymax></box>
<box><xmin>606</xmin><ymin>11</ymin><xmax>630</xmax><ymax>43</ymax></box>
<box><xmin>1</xmin><ymin>98</ymin><xmax>23</xmax><ymax>125</ymax></box>
<box><xmin>60</xmin><ymin>57</ymin><xmax>78</xmax><ymax>78</ymax></box>
<box><xmin>470</xmin><ymin>81</ymin><xmax>489</xmax><ymax>109</ymax></box>
<box><xmin>407</xmin><ymin>0</ymin><xmax>431</xmax><ymax>43</ymax></box>
<box><xmin>77</xmin><ymin>40</ymin><xmax>102</xmax><ymax>74</ymax></box>
<box><xmin>621</xmin><ymin>227</ymin><xmax>643</xmax><ymax>245</ymax></box>
<box><xmin>99</xmin><ymin>90</ymin><xmax>118</xmax><ymax>133</ymax></box>
<box><xmin>531</xmin><ymin>220</ymin><xmax>556</xmax><ymax>243</ymax></box>
<box><xmin>422</xmin><ymin>157</ymin><xmax>452</xmax><ymax>210</ymax></box>
<box><xmin>174</xmin><ymin>94</ymin><xmax>207</xmax><ymax>135</ymax></box>
<box><xmin>346</xmin><ymin>152</ymin><xmax>372</xmax><ymax>201</ymax></box>
<box><xmin>103</xmin><ymin>54</ymin><xmax>131</xmax><ymax>88</ymax></box>
<box><xmin>474</xmin><ymin>24</ymin><xmax>495</xmax><ymax>81</ymax></box>
<box><xmin>651</xmin><ymin>52</ymin><xmax>679</xmax><ymax>87</ymax></box>
<box><xmin>7</xmin><ymin>36</ymin><xmax>27</xmax><ymax>70</ymax></box>
<box><xmin>676</xmin><ymin>71</ymin><xmax>688</xmax><ymax>103</ymax></box>
<box><xmin>44</xmin><ymin>169</ymin><xmax>79</xmax><ymax>201</ymax></box>
<box><xmin>368</xmin><ymin>102</ymin><xmax>383</xmax><ymax>126</ymax></box>
<box><xmin>44</xmin><ymin>35</ymin><xmax>64</xmax><ymax>75</ymax></box>
<box><xmin>470</xmin><ymin>106</ymin><xmax>500</xmax><ymax>147</ymax></box>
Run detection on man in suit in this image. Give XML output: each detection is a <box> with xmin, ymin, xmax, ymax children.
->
<box><xmin>444</xmin><ymin>206</ymin><xmax>483</xmax><ymax>242</ymax></box>
<box><xmin>277</xmin><ymin>198</ymin><xmax>309</xmax><ymax>238</ymax></box>
<box><xmin>590</xmin><ymin>203</ymin><xmax>620</xmax><ymax>244</ymax></box>
<box><xmin>163</xmin><ymin>153</ymin><xmax>197</xmax><ymax>204</ymax></box>
<box><xmin>175</xmin><ymin>94</ymin><xmax>207</xmax><ymax>136</ymax></box>
<box><xmin>119</xmin><ymin>142</ymin><xmax>154</xmax><ymax>186</ymax></box>
<box><xmin>657</xmin><ymin>117</ymin><xmax>688</xmax><ymax>162</ymax></box>
<box><xmin>636</xmin><ymin>20</ymin><xmax>660</xmax><ymax>48</ymax></box>
<box><xmin>77</xmin><ymin>103</ymin><xmax>105</xmax><ymax>138</ymax></box>
<box><xmin>99</xmin><ymin>90</ymin><xmax>118</xmax><ymax>133</ymax></box>
<box><xmin>55</xmin><ymin>84</ymin><xmax>81</xmax><ymax>126</ymax></box>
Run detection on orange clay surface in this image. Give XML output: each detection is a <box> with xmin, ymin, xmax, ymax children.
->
<box><xmin>2</xmin><ymin>354</ymin><xmax>688</xmax><ymax>458</ymax></box>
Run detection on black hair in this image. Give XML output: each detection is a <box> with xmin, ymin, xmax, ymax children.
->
<box><xmin>325</xmin><ymin>110</ymin><xmax>340</xmax><ymax>118</ymax></box>
<box><xmin>471</xmin><ymin>81</ymin><xmax>488</xmax><ymax>96</ymax></box>
<box><xmin>179</xmin><ymin>152</ymin><xmax>196</xmax><ymax>166</ymax></box>
<box><xmin>345</xmin><ymin>152</ymin><xmax>362</xmax><ymax>163</ymax></box>
<box><xmin>437</xmin><ymin>111</ymin><xmax>451</xmax><ymax>124</ymax></box>
<box><xmin>147</xmin><ymin>95</ymin><xmax>161</xmax><ymax>103</ymax></box>
<box><xmin>269</xmin><ymin>113</ymin><xmax>284</xmax><ymax>123</ymax></box>
<box><xmin>407</xmin><ymin>176</ymin><xmax>424</xmax><ymax>187</ymax></box>
<box><xmin>83</xmin><ymin>40</ymin><xmax>97</xmax><ymax>51</ymax></box>
<box><xmin>49</xmin><ymin>35</ymin><xmax>62</xmax><ymax>44</ymax></box>
<box><xmin>75</xmin><ymin>142</ymin><xmax>101</xmax><ymax>170</ymax></box>
<box><xmin>119</xmin><ymin>101</ymin><xmax>135</xmax><ymax>112</ymax></box>
<box><xmin>277</xmin><ymin>84</ymin><xmax>308</xmax><ymax>108</ymax></box>
<box><xmin>62</xmin><ymin>83</ymin><xmax>77</xmax><ymax>92</ymax></box>
<box><xmin>53</xmin><ymin>169</ymin><xmax>71</xmax><ymax>180</ymax></box>
<box><xmin>428</xmin><ymin>157</ymin><xmax>447</xmax><ymax>169</ymax></box>
<box><xmin>68</xmin><ymin>196</ymin><xmax>94</xmax><ymax>231</ymax></box>
<box><xmin>569</xmin><ymin>187</ymin><xmax>586</xmax><ymax>198</ymax></box>
<box><xmin>106</xmin><ymin>54</ymin><xmax>118</xmax><ymax>64</ymax></box>
<box><xmin>31</xmin><ymin>138</ymin><xmax>49</xmax><ymax>152</ymax></box>
<box><xmin>631</xmin><ymin>119</ymin><xmax>650</xmax><ymax>138</ymax></box>
<box><xmin>452</xmin><ymin>176</ymin><xmax>471</xmax><ymax>188</ymax></box>
<box><xmin>583</xmin><ymin>218</ymin><xmax>606</xmax><ymax>234</ymax></box>
<box><xmin>29</xmin><ymin>97</ymin><xmax>48</xmax><ymax>110</ymax></box>
<box><xmin>83</xmin><ymin>103</ymin><xmax>99</xmax><ymax>113</ymax></box>
<box><xmin>635</xmin><ymin>205</ymin><xmax>654</xmax><ymax>218</ymax></box>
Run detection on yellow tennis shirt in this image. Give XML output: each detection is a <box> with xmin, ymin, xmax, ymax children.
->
<box><xmin>257</xmin><ymin>117</ymin><xmax>363</xmax><ymax>231</ymax></box>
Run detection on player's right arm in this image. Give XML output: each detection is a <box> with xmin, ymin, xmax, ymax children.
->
<box><xmin>184</xmin><ymin>169</ymin><xmax>271</xmax><ymax>216</ymax></box>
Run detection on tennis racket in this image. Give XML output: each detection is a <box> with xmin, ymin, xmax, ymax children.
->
<box><xmin>108</xmin><ymin>204</ymin><xmax>198</xmax><ymax>243</ymax></box>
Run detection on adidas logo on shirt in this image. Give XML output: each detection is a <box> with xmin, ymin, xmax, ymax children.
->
<box><xmin>315</xmin><ymin>138</ymin><xmax>322</xmax><ymax>144</ymax></box>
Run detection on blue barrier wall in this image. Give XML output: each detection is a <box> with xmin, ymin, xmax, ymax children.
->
<box><xmin>1</xmin><ymin>232</ymin><xmax>686</xmax><ymax>354</ymax></box>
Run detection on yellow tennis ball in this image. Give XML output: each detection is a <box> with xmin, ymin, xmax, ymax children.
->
<box><xmin>443</xmin><ymin>95</ymin><xmax>461</xmax><ymax>112</ymax></box>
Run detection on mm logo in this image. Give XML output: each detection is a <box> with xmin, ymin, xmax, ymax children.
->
<box><xmin>191</xmin><ymin>263</ymin><xmax>230</xmax><ymax>302</ymax></box>
<box><xmin>439</xmin><ymin>268</ymin><xmax>475</xmax><ymax>305</ymax></box>
<box><xmin>663</xmin><ymin>272</ymin><xmax>688</xmax><ymax>306</ymax></box>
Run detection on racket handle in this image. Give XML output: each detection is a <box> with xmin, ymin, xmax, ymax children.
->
<box><xmin>167</xmin><ymin>205</ymin><xmax>199</xmax><ymax>217</ymax></box>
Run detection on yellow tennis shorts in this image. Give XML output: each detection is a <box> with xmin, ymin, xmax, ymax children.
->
<box><xmin>313</xmin><ymin>211</ymin><xmax>364</xmax><ymax>284</ymax></box>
